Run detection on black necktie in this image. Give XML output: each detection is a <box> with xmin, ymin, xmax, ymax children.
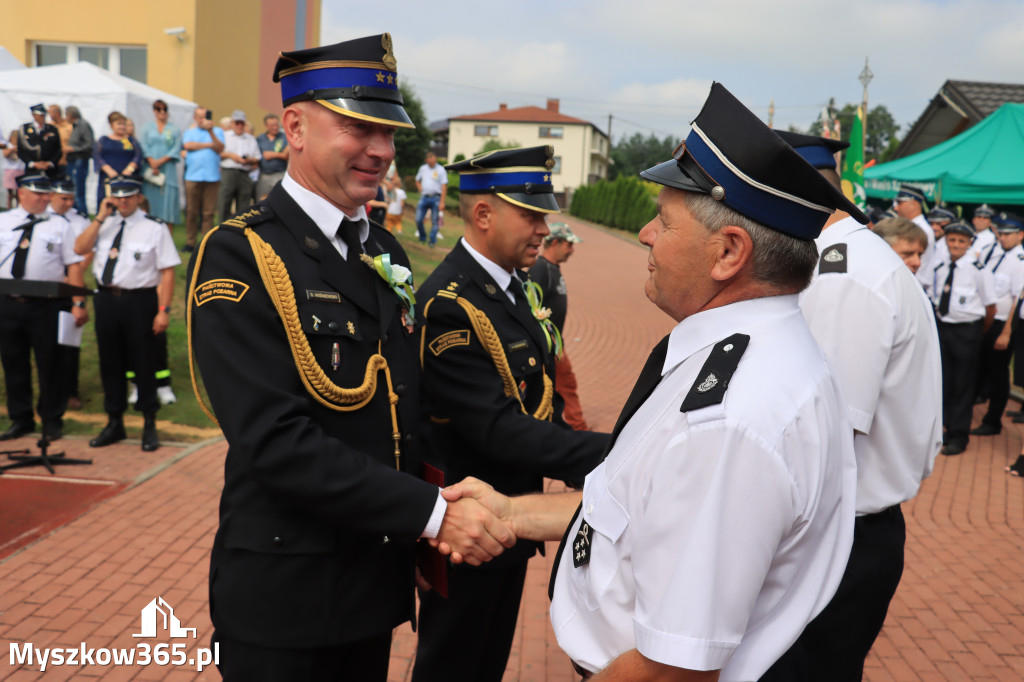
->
<box><xmin>101</xmin><ymin>219</ymin><xmax>126</xmax><ymax>286</ymax></box>
<box><xmin>338</xmin><ymin>218</ymin><xmax>375</xmax><ymax>288</ymax></box>
<box><xmin>10</xmin><ymin>217</ymin><xmax>38</xmax><ymax>279</ymax></box>
<box><xmin>548</xmin><ymin>333</ymin><xmax>671</xmax><ymax>599</ymax></box>
<box><xmin>937</xmin><ymin>264</ymin><xmax>955</xmax><ymax>316</ymax></box>
<box><xmin>992</xmin><ymin>253</ymin><xmax>1006</xmax><ymax>273</ymax></box>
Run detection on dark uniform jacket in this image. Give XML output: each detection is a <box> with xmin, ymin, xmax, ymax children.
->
<box><xmin>418</xmin><ymin>241</ymin><xmax>608</xmax><ymax>566</ymax></box>
<box><xmin>187</xmin><ymin>184</ymin><xmax>438</xmax><ymax>648</ymax></box>
<box><xmin>17</xmin><ymin>122</ymin><xmax>62</xmax><ymax>177</ymax></box>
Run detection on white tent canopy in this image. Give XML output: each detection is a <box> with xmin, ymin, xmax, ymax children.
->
<box><xmin>0</xmin><ymin>47</ymin><xmax>26</xmax><ymax>72</ymax></box>
<box><xmin>0</xmin><ymin>62</ymin><xmax>196</xmax><ymax>213</ymax></box>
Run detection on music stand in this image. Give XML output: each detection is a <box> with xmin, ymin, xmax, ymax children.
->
<box><xmin>0</xmin><ymin>279</ymin><xmax>96</xmax><ymax>474</ymax></box>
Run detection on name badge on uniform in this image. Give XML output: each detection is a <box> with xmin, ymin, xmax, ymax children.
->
<box><xmin>572</xmin><ymin>518</ymin><xmax>593</xmax><ymax>568</ymax></box>
<box><xmin>46</xmin><ymin>241</ymin><xmax>55</xmax><ymax>253</ymax></box>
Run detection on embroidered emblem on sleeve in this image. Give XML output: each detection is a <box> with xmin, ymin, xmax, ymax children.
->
<box><xmin>429</xmin><ymin>329</ymin><xmax>471</xmax><ymax>356</ymax></box>
<box><xmin>194</xmin><ymin>279</ymin><xmax>250</xmax><ymax>306</ymax></box>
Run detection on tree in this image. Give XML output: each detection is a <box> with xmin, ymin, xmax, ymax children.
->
<box><xmin>476</xmin><ymin>138</ymin><xmax>521</xmax><ymax>155</ymax></box>
<box><xmin>609</xmin><ymin>132</ymin><xmax>676</xmax><ymax>180</ymax></box>
<box><xmin>806</xmin><ymin>100</ymin><xmax>902</xmax><ymax>163</ymax></box>
<box><xmin>394</xmin><ymin>83</ymin><xmax>432</xmax><ymax>178</ymax></box>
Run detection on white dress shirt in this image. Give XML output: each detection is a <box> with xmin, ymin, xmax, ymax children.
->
<box><xmin>984</xmin><ymin>243</ymin><xmax>1024</xmax><ymax>321</ymax></box>
<box><xmin>970</xmin><ymin>228</ymin><xmax>997</xmax><ymax>264</ymax></box>
<box><xmin>551</xmin><ymin>295</ymin><xmax>856</xmax><ymax>680</ymax></box>
<box><xmin>220</xmin><ymin>130</ymin><xmax>261</xmax><ymax>171</ymax></box>
<box><xmin>0</xmin><ymin>207</ymin><xmax>83</xmax><ymax>281</ymax></box>
<box><xmin>913</xmin><ymin>213</ymin><xmax>937</xmax><ymax>293</ymax></box>
<box><xmin>931</xmin><ymin>257</ymin><xmax>996</xmax><ymax>323</ymax></box>
<box><xmin>800</xmin><ymin>217</ymin><xmax>942</xmax><ymax>515</ymax></box>
<box><xmin>90</xmin><ymin>209</ymin><xmax>180</xmax><ymax>288</ymax></box>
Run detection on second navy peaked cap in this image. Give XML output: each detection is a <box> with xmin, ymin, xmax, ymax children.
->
<box><xmin>273</xmin><ymin>33</ymin><xmax>413</xmax><ymax>129</ymax></box>
<box><xmin>776</xmin><ymin>130</ymin><xmax>850</xmax><ymax>170</ymax></box>
<box><xmin>640</xmin><ymin>83</ymin><xmax>868</xmax><ymax>239</ymax></box>
<box><xmin>446</xmin><ymin>146</ymin><xmax>559</xmax><ymax>214</ymax></box>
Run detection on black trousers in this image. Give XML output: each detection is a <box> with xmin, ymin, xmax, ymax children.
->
<box><xmin>213</xmin><ymin>630</ymin><xmax>392</xmax><ymax>682</ymax></box>
<box><xmin>978</xmin><ymin>321</ymin><xmax>1013</xmax><ymax>427</ymax></box>
<box><xmin>412</xmin><ymin>561</ymin><xmax>529</xmax><ymax>682</ymax></box>
<box><xmin>938</xmin><ymin>319</ymin><xmax>984</xmax><ymax>446</ymax></box>
<box><xmin>760</xmin><ymin>506</ymin><xmax>906</xmax><ymax>682</ymax></box>
<box><xmin>0</xmin><ymin>296</ymin><xmax>68</xmax><ymax>426</ymax></box>
<box><xmin>94</xmin><ymin>287</ymin><xmax>159</xmax><ymax>415</ymax></box>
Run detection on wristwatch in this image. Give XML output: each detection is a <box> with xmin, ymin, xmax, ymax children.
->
<box><xmin>72</xmin><ymin>301</ymin><xmax>86</xmax><ymax>309</ymax></box>
<box><xmin>158</xmin><ymin>304</ymin><xmax>171</xmax><ymax>313</ymax></box>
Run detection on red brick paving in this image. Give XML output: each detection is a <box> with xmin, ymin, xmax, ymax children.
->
<box><xmin>3</xmin><ymin>217</ymin><xmax>1024</xmax><ymax>680</ymax></box>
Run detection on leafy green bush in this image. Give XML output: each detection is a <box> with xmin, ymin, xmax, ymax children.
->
<box><xmin>569</xmin><ymin>175</ymin><xmax>656</xmax><ymax>232</ymax></box>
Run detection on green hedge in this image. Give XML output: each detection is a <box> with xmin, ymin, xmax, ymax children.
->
<box><xmin>569</xmin><ymin>176</ymin><xmax>658</xmax><ymax>232</ymax></box>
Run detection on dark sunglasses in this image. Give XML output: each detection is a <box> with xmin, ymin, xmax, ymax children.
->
<box><xmin>153</xmin><ymin>106</ymin><xmax>167</xmax><ymax>112</ymax></box>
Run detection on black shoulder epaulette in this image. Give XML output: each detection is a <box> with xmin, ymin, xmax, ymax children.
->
<box><xmin>433</xmin><ymin>276</ymin><xmax>466</xmax><ymax>301</ymax></box>
<box><xmin>680</xmin><ymin>333</ymin><xmax>750</xmax><ymax>413</ymax></box>
<box><xmin>1017</xmin><ymin>253</ymin><xmax>1024</xmax><ymax>261</ymax></box>
<box><xmin>818</xmin><ymin>244</ymin><xmax>848</xmax><ymax>274</ymax></box>
<box><xmin>73</xmin><ymin>208</ymin><xmax>87</xmax><ymax>219</ymax></box>
<box><xmin>144</xmin><ymin>213</ymin><xmax>165</xmax><ymax>224</ymax></box>
<box><xmin>218</xmin><ymin>204</ymin><xmax>273</xmax><ymax>231</ymax></box>
<box><xmin>974</xmin><ymin>261</ymin><xmax>985</xmax><ymax>270</ymax></box>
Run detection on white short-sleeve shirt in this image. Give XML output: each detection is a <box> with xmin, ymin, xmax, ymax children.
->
<box><xmin>913</xmin><ymin>213</ymin><xmax>937</xmax><ymax>292</ymax></box>
<box><xmin>550</xmin><ymin>295</ymin><xmax>856</xmax><ymax>680</ymax></box>
<box><xmin>970</xmin><ymin>229</ymin><xmax>997</xmax><ymax>263</ymax></box>
<box><xmin>48</xmin><ymin>206</ymin><xmax>91</xmax><ymax>238</ymax></box>
<box><xmin>931</xmin><ymin>256</ymin><xmax>996</xmax><ymax>323</ymax></box>
<box><xmin>91</xmin><ymin>209</ymin><xmax>181</xmax><ymax>289</ymax></box>
<box><xmin>0</xmin><ymin>207</ymin><xmax>83</xmax><ymax>281</ymax></box>
<box><xmin>415</xmin><ymin>163</ymin><xmax>447</xmax><ymax>196</ymax></box>
<box><xmin>799</xmin><ymin>217</ymin><xmax>942</xmax><ymax>515</ymax></box>
<box><xmin>984</xmin><ymin>243</ymin><xmax>1024</xmax><ymax>321</ymax></box>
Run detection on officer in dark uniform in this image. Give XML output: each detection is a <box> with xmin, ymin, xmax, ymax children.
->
<box><xmin>18</xmin><ymin>104</ymin><xmax>63</xmax><ymax>180</ymax></box>
<box><xmin>185</xmin><ymin>35</ymin><xmax>513</xmax><ymax>682</ymax></box>
<box><xmin>412</xmin><ymin>146</ymin><xmax>610</xmax><ymax>682</ymax></box>
<box><xmin>0</xmin><ymin>174</ymin><xmax>87</xmax><ymax>441</ymax></box>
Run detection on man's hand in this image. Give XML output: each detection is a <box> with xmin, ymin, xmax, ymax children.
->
<box><xmin>434</xmin><ymin>494</ymin><xmax>515</xmax><ymax>566</ymax></box>
<box><xmin>71</xmin><ymin>305</ymin><xmax>88</xmax><ymax>327</ymax></box>
<box><xmin>153</xmin><ymin>310</ymin><xmax>170</xmax><ymax>334</ymax></box>
<box><xmin>431</xmin><ymin>477</ymin><xmax>514</xmax><ymax>564</ymax></box>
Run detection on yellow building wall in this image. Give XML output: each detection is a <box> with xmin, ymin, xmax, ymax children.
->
<box><xmin>449</xmin><ymin>119</ymin><xmax>604</xmax><ymax>193</ymax></box>
<box><xmin>0</xmin><ymin>0</ymin><xmax>320</xmax><ymax>130</ymax></box>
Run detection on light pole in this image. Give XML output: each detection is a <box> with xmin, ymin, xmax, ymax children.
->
<box><xmin>859</xmin><ymin>57</ymin><xmax>873</xmax><ymax>155</ymax></box>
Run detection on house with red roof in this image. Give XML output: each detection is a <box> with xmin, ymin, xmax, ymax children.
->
<box><xmin>448</xmin><ymin>98</ymin><xmax>610</xmax><ymax>206</ymax></box>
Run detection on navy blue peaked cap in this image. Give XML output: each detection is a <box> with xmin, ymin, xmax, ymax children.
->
<box><xmin>51</xmin><ymin>178</ymin><xmax>75</xmax><ymax>195</ymax></box>
<box><xmin>446</xmin><ymin>145</ymin><xmax>559</xmax><ymax>214</ymax></box>
<box><xmin>108</xmin><ymin>176</ymin><xmax>141</xmax><ymax>197</ymax></box>
<box><xmin>927</xmin><ymin>207</ymin><xmax>956</xmax><ymax>223</ymax></box>
<box><xmin>273</xmin><ymin>34</ymin><xmax>413</xmax><ymax>129</ymax></box>
<box><xmin>16</xmin><ymin>174</ymin><xmax>51</xmax><ymax>192</ymax></box>
<box><xmin>944</xmin><ymin>221</ymin><xmax>975</xmax><ymax>238</ymax></box>
<box><xmin>640</xmin><ymin>83</ymin><xmax>868</xmax><ymax>239</ymax></box>
<box><xmin>775</xmin><ymin>130</ymin><xmax>849</xmax><ymax>170</ymax></box>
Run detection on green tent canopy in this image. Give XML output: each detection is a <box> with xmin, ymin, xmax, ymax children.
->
<box><xmin>865</xmin><ymin>102</ymin><xmax>1024</xmax><ymax>205</ymax></box>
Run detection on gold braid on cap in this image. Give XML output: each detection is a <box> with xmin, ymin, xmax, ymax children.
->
<box><xmin>421</xmin><ymin>296</ymin><xmax>553</xmax><ymax>422</ymax></box>
<box><xmin>187</xmin><ymin>222</ymin><xmax>404</xmax><ymax>469</ymax></box>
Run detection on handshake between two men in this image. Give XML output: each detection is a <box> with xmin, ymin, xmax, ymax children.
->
<box><xmin>431</xmin><ymin>478</ymin><xmax>578</xmax><ymax>565</ymax></box>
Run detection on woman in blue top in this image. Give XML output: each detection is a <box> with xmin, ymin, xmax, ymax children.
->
<box><xmin>92</xmin><ymin>111</ymin><xmax>142</xmax><ymax>209</ymax></box>
<box><xmin>141</xmin><ymin>100</ymin><xmax>183</xmax><ymax>226</ymax></box>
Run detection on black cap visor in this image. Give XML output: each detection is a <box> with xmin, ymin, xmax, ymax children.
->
<box><xmin>496</xmin><ymin>191</ymin><xmax>560</xmax><ymax>214</ymax></box>
<box><xmin>317</xmin><ymin>97</ymin><xmax>414</xmax><ymax>129</ymax></box>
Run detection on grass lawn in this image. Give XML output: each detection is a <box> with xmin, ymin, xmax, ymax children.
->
<box><xmin>0</xmin><ymin>197</ymin><xmax>463</xmax><ymax>442</ymax></box>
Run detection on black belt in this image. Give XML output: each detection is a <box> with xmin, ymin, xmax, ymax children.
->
<box><xmin>937</xmin><ymin>318</ymin><xmax>983</xmax><ymax>327</ymax></box>
<box><xmin>97</xmin><ymin>286</ymin><xmax>157</xmax><ymax>296</ymax></box>
<box><xmin>859</xmin><ymin>504</ymin><xmax>901</xmax><ymax>524</ymax></box>
<box><xmin>422</xmin><ymin>193</ymin><xmax>440</xmax><ymax>197</ymax></box>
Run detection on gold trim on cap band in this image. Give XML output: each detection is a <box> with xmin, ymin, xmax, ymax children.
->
<box><xmin>278</xmin><ymin>60</ymin><xmax>392</xmax><ymax>78</ymax></box>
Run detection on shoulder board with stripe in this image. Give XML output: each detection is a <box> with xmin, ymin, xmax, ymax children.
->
<box><xmin>144</xmin><ymin>213</ymin><xmax>165</xmax><ymax>224</ymax></box>
<box><xmin>435</xmin><ymin>278</ymin><xmax>465</xmax><ymax>300</ymax></box>
<box><xmin>974</xmin><ymin>261</ymin><xmax>985</xmax><ymax>270</ymax></box>
<box><xmin>680</xmin><ymin>333</ymin><xmax>750</xmax><ymax>413</ymax></box>
<box><xmin>219</xmin><ymin>205</ymin><xmax>273</xmax><ymax>230</ymax></box>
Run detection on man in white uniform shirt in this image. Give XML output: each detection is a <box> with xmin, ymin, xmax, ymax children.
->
<box><xmin>773</xmin><ymin>131</ymin><xmax>943</xmax><ymax>681</ymax></box>
<box><xmin>972</xmin><ymin>217</ymin><xmax>1024</xmax><ymax>436</ymax></box>
<box><xmin>436</xmin><ymin>83</ymin><xmax>860</xmax><ymax>682</ymax></box>
<box><xmin>74</xmin><ymin>177</ymin><xmax>180</xmax><ymax>452</ymax></box>
<box><xmin>0</xmin><ymin>174</ymin><xmax>87</xmax><ymax>441</ymax></box>
<box><xmin>970</xmin><ymin>204</ymin><xmax>998</xmax><ymax>263</ymax></box>
<box><xmin>893</xmin><ymin>185</ymin><xmax>937</xmax><ymax>294</ymax></box>
<box><xmin>932</xmin><ymin>221</ymin><xmax>996</xmax><ymax>455</ymax></box>
<box><xmin>218</xmin><ymin>110</ymin><xmax>261</xmax><ymax>223</ymax></box>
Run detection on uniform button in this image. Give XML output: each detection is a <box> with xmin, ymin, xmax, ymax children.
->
<box><xmin>328</xmin><ymin>321</ymin><xmax>339</xmax><ymax>332</ymax></box>
<box><xmin>586</xmin><ymin>505</ymin><xmax>593</xmax><ymax>515</ymax></box>
<box><xmin>395</xmin><ymin>383</ymin><xmax>406</xmax><ymax>396</ymax></box>
<box><xmin>381</xmin><ymin>535</ymin><xmax>390</xmax><ymax>545</ymax></box>
<box><xmin>404</xmin><ymin>433</ymin><xmax>414</xmax><ymax>443</ymax></box>
<box><xmin>272</xmin><ymin>536</ymin><xmax>283</xmax><ymax>547</ymax></box>
<box><xmin>520</xmin><ymin>366</ymin><xmax>527</xmax><ymax>372</ymax></box>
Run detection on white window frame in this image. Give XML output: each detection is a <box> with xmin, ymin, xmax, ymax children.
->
<box><xmin>31</xmin><ymin>41</ymin><xmax>147</xmax><ymax>82</ymax></box>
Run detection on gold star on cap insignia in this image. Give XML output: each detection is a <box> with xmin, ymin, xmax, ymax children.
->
<box><xmin>386</xmin><ymin>74</ymin><xmax>395</xmax><ymax>85</ymax></box>
<box><xmin>376</xmin><ymin>72</ymin><xmax>386</xmax><ymax>83</ymax></box>
<box><xmin>543</xmin><ymin>174</ymin><xmax>549</xmax><ymax>182</ymax></box>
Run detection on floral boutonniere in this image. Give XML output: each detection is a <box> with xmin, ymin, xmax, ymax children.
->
<box><xmin>522</xmin><ymin>280</ymin><xmax>563</xmax><ymax>357</ymax></box>
<box><xmin>362</xmin><ymin>253</ymin><xmax>417</xmax><ymax>333</ymax></box>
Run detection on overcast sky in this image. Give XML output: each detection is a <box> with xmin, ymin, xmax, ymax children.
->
<box><xmin>322</xmin><ymin>0</ymin><xmax>1024</xmax><ymax>145</ymax></box>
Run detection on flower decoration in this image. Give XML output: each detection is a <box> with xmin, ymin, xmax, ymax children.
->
<box><xmin>362</xmin><ymin>253</ymin><xmax>416</xmax><ymax>330</ymax></box>
<box><xmin>522</xmin><ymin>280</ymin><xmax>563</xmax><ymax>357</ymax></box>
